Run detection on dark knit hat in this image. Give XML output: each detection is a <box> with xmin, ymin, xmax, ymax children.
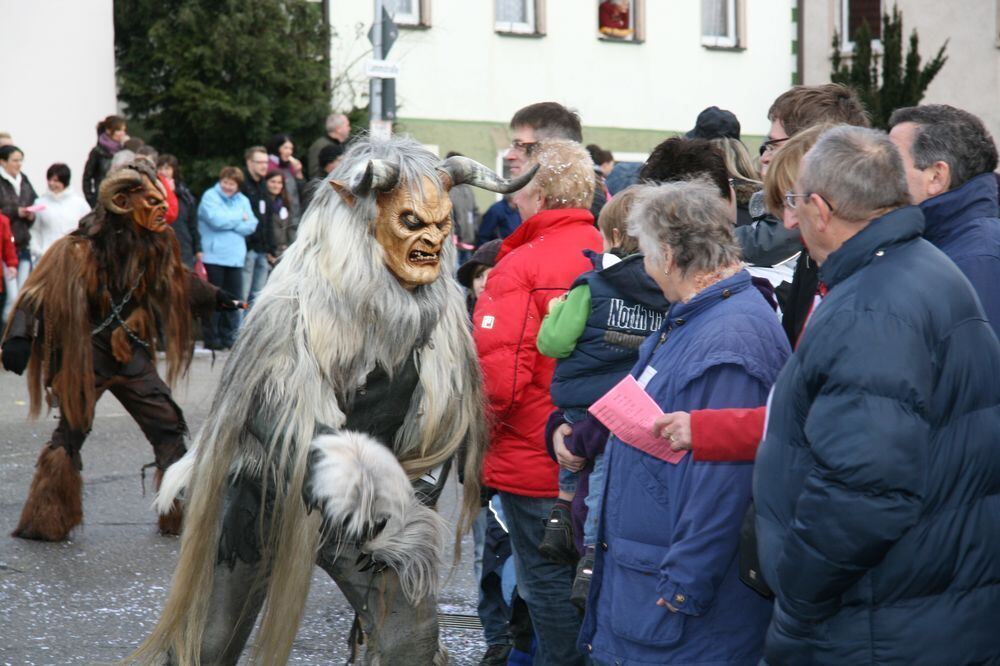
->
<box><xmin>686</xmin><ymin>106</ymin><xmax>741</xmax><ymax>141</ymax></box>
<box><xmin>457</xmin><ymin>239</ymin><xmax>503</xmax><ymax>288</ymax></box>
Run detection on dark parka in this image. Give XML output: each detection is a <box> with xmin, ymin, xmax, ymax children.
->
<box><xmin>82</xmin><ymin>144</ymin><xmax>113</xmax><ymax>208</ymax></box>
<box><xmin>754</xmin><ymin>206</ymin><xmax>1000</xmax><ymax>665</ymax></box>
<box><xmin>0</xmin><ymin>173</ymin><xmax>38</xmax><ymax>252</ymax></box>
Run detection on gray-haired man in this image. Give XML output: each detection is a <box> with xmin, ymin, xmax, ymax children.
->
<box><xmin>307</xmin><ymin>113</ymin><xmax>351</xmax><ymax>178</ymax></box>
<box><xmin>755</xmin><ymin>125</ymin><xmax>1000</xmax><ymax>665</ymax></box>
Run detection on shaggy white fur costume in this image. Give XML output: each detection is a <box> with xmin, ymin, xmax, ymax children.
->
<box><xmin>131</xmin><ymin>137</ymin><xmax>490</xmax><ymax>666</ymax></box>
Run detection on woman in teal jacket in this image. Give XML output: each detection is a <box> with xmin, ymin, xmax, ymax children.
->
<box><xmin>198</xmin><ymin>166</ymin><xmax>256</xmax><ymax>349</ymax></box>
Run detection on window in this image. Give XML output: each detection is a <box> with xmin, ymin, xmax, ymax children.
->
<box><xmin>702</xmin><ymin>0</ymin><xmax>740</xmax><ymax>48</ymax></box>
<box><xmin>496</xmin><ymin>0</ymin><xmax>545</xmax><ymax>36</ymax></box>
<box><xmin>839</xmin><ymin>0</ymin><xmax>882</xmax><ymax>51</ymax></box>
<box><xmin>386</xmin><ymin>0</ymin><xmax>430</xmax><ymax>28</ymax></box>
<box><xmin>598</xmin><ymin>0</ymin><xmax>645</xmax><ymax>43</ymax></box>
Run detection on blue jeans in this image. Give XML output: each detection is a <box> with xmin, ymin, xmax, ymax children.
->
<box><xmin>583</xmin><ymin>453</ymin><xmax>605</xmax><ymax>547</ymax></box>
<box><xmin>499</xmin><ymin>492</ymin><xmax>588</xmax><ymax>666</ymax></box>
<box><xmin>242</xmin><ymin>249</ymin><xmax>270</xmax><ymax>306</ymax></box>
<box><xmin>3</xmin><ymin>251</ymin><xmax>31</xmax><ymax>324</ymax></box>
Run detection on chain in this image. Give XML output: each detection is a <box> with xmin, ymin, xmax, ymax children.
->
<box><xmin>91</xmin><ymin>278</ymin><xmax>150</xmax><ymax>349</ymax></box>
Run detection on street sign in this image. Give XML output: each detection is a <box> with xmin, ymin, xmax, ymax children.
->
<box><xmin>367</xmin><ymin>7</ymin><xmax>399</xmax><ymax>56</ymax></box>
<box><xmin>370</xmin><ymin>119</ymin><xmax>393</xmax><ymax>141</ymax></box>
<box><xmin>366</xmin><ymin>59</ymin><xmax>400</xmax><ymax>79</ymax></box>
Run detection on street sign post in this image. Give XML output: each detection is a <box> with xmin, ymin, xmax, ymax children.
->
<box><xmin>368</xmin><ymin>3</ymin><xmax>399</xmax><ymax>128</ymax></box>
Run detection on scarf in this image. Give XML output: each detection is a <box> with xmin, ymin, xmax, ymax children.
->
<box><xmin>98</xmin><ymin>132</ymin><xmax>123</xmax><ymax>155</ymax></box>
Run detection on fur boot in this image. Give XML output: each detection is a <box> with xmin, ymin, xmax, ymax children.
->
<box><xmin>154</xmin><ymin>467</ymin><xmax>184</xmax><ymax>536</ymax></box>
<box><xmin>12</xmin><ymin>444</ymin><xmax>83</xmax><ymax>541</ymax></box>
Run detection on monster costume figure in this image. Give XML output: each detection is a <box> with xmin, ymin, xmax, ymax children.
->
<box><xmin>131</xmin><ymin>137</ymin><xmax>536</xmax><ymax>665</ymax></box>
<box><xmin>0</xmin><ymin>160</ymin><xmax>239</xmax><ymax>541</ymax></box>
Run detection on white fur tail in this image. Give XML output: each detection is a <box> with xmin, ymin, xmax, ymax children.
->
<box><xmin>308</xmin><ymin>431</ymin><xmax>447</xmax><ymax>604</ymax></box>
<box><xmin>153</xmin><ymin>443</ymin><xmax>197</xmax><ymax>515</ymax></box>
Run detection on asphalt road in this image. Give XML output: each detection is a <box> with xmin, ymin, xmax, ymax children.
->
<box><xmin>0</xmin><ymin>350</ymin><xmax>484</xmax><ymax>665</ymax></box>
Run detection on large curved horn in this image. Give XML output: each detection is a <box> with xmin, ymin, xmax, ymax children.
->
<box><xmin>350</xmin><ymin>159</ymin><xmax>401</xmax><ymax>196</ymax></box>
<box><xmin>437</xmin><ymin>156</ymin><xmax>539</xmax><ymax>194</ymax></box>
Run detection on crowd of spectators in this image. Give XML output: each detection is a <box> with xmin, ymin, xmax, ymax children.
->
<box><xmin>458</xmin><ymin>94</ymin><xmax>1000</xmax><ymax>666</ymax></box>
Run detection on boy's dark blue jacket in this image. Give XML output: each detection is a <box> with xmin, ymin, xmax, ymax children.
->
<box><xmin>550</xmin><ymin>251</ymin><xmax>669</xmax><ymax>412</ymax></box>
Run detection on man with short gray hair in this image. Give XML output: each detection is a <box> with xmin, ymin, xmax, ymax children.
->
<box><xmin>888</xmin><ymin>104</ymin><xmax>1000</xmax><ymax>331</ymax></box>
<box><xmin>755</xmin><ymin>125</ymin><xmax>1000</xmax><ymax>666</ymax></box>
<box><xmin>307</xmin><ymin>112</ymin><xmax>351</xmax><ymax>178</ymax></box>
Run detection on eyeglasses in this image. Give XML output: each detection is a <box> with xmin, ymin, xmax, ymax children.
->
<box><xmin>759</xmin><ymin>137</ymin><xmax>790</xmax><ymax>156</ymax></box>
<box><xmin>784</xmin><ymin>190</ymin><xmax>836</xmax><ymax>213</ymax></box>
<box><xmin>509</xmin><ymin>139</ymin><xmax>538</xmax><ymax>155</ymax></box>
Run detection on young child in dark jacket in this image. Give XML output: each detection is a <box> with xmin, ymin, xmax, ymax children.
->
<box><xmin>536</xmin><ymin>187</ymin><xmax>670</xmax><ymax>583</ymax></box>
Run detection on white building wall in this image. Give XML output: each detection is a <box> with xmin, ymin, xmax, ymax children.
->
<box><xmin>801</xmin><ymin>0</ymin><xmax>1000</xmax><ymax>141</ymax></box>
<box><xmin>332</xmin><ymin>0</ymin><xmax>794</xmax><ymax>136</ymax></box>
<box><xmin>0</xmin><ymin>0</ymin><xmax>118</xmax><ymax>193</ymax></box>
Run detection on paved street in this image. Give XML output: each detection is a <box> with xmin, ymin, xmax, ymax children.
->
<box><xmin>0</xmin><ymin>350</ymin><xmax>484</xmax><ymax>665</ymax></box>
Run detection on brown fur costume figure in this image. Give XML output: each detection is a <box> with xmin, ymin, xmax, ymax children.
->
<box><xmin>0</xmin><ymin>160</ymin><xmax>229</xmax><ymax>541</ymax></box>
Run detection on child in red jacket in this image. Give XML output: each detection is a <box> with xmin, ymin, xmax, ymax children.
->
<box><xmin>0</xmin><ymin>212</ymin><xmax>18</xmax><ymax>323</ymax></box>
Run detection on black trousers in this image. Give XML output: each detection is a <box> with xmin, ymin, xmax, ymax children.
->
<box><xmin>51</xmin><ymin>354</ymin><xmax>188</xmax><ymax>471</ymax></box>
<box><xmin>204</xmin><ymin>263</ymin><xmax>243</xmax><ymax>348</ymax></box>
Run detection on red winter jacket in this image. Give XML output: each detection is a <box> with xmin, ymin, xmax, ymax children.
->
<box><xmin>158</xmin><ymin>174</ymin><xmax>179</xmax><ymax>225</ymax></box>
<box><xmin>0</xmin><ymin>213</ymin><xmax>16</xmax><ymax>294</ymax></box>
<box><xmin>474</xmin><ymin>208</ymin><xmax>603</xmax><ymax>497</ymax></box>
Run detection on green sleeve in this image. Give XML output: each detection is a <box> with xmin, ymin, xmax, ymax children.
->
<box><xmin>537</xmin><ymin>284</ymin><xmax>591</xmax><ymax>359</ymax></box>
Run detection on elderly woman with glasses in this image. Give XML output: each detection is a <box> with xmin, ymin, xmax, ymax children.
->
<box><xmin>578</xmin><ymin>180</ymin><xmax>790</xmax><ymax>665</ymax></box>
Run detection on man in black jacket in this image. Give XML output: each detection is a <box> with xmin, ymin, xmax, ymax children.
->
<box><xmin>241</xmin><ymin>146</ymin><xmax>271</xmax><ymax>305</ymax></box>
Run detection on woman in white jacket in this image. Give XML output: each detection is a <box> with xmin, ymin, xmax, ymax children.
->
<box><xmin>31</xmin><ymin>164</ymin><xmax>91</xmax><ymax>263</ymax></box>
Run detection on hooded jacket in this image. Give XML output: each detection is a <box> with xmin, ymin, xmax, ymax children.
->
<box><xmin>544</xmin><ymin>251</ymin><xmax>669</xmax><ymax>413</ymax></box>
<box><xmin>474</xmin><ymin>208</ymin><xmax>603</xmax><ymax>497</ymax></box>
<box><xmin>754</xmin><ymin>206</ymin><xmax>1000</xmax><ymax>665</ymax></box>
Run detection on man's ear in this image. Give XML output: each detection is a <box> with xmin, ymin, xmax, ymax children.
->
<box><xmin>330</xmin><ymin>180</ymin><xmax>356</xmax><ymax>207</ymax></box>
<box><xmin>926</xmin><ymin>160</ymin><xmax>952</xmax><ymax>197</ymax></box>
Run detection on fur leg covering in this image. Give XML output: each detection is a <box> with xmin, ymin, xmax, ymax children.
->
<box><xmin>12</xmin><ymin>445</ymin><xmax>83</xmax><ymax>541</ymax></box>
<box><xmin>308</xmin><ymin>431</ymin><xmax>447</xmax><ymax>605</ymax></box>
<box><xmin>152</xmin><ymin>443</ymin><xmax>196</xmax><ymax>516</ymax></box>
<box><xmin>153</xmin><ymin>468</ymin><xmax>184</xmax><ymax>536</ymax></box>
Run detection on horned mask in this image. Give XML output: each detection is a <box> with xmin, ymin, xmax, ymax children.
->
<box><xmin>333</xmin><ymin>156</ymin><xmax>537</xmax><ymax>290</ymax></box>
<box><xmin>99</xmin><ymin>162</ymin><xmax>170</xmax><ymax>233</ymax></box>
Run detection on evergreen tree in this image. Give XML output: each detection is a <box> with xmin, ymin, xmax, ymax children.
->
<box><xmin>831</xmin><ymin>5</ymin><xmax>947</xmax><ymax>129</ymax></box>
<box><xmin>114</xmin><ymin>0</ymin><xmax>330</xmax><ymax>191</ymax></box>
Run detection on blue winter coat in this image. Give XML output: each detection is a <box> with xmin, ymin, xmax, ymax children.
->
<box><xmin>754</xmin><ymin>206</ymin><xmax>1000</xmax><ymax>665</ymax></box>
<box><xmin>198</xmin><ymin>183</ymin><xmax>256</xmax><ymax>267</ymax></box>
<box><xmin>920</xmin><ymin>172</ymin><xmax>1000</xmax><ymax>335</ymax></box>
<box><xmin>580</xmin><ymin>270</ymin><xmax>790</xmax><ymax>666</ymax></box>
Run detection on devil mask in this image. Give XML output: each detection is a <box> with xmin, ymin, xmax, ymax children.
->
<box><xmin>334</xmin><ymin>155</ymin><xmax>538</xmax><ymax>291</ymax></box>
<box><xmin>375</xmin><ymin>176</ymin><xmax>452</xmax><ymax>290</ymax></box>
<box><xmin>110</xmin><ymin>174</ymin><xmax>170</xmax><ymax>233</ymax></box>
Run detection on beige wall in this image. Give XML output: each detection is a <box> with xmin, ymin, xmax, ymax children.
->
<box><xmin>800</xmin><ymin>0</ymin><xmax>1000</xmax><ymax>141</ymax></box>
<box><xmin>332</xmin><ymin>0</ymin><xmax>794</xmax><ymax>137</ymax></box>
<box><xmin>0</xmin><ymin>0</ymin><xmax>118</xmax><ymax>192</ymax></box>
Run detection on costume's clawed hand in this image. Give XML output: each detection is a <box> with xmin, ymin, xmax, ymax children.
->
<box><xmin>1</xmin><ymin>337</ymin><xmax>31</xmax><ymax>375</ymax></box>
<box><xmin>356</xmin><ymin>550</ymin><xmax>389</xmax><ymax>574</ymax></box>
<box><xmin>215</xmin><ymin>288</ymin><xmax>245</xmax><ymax>311</ymax></box>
